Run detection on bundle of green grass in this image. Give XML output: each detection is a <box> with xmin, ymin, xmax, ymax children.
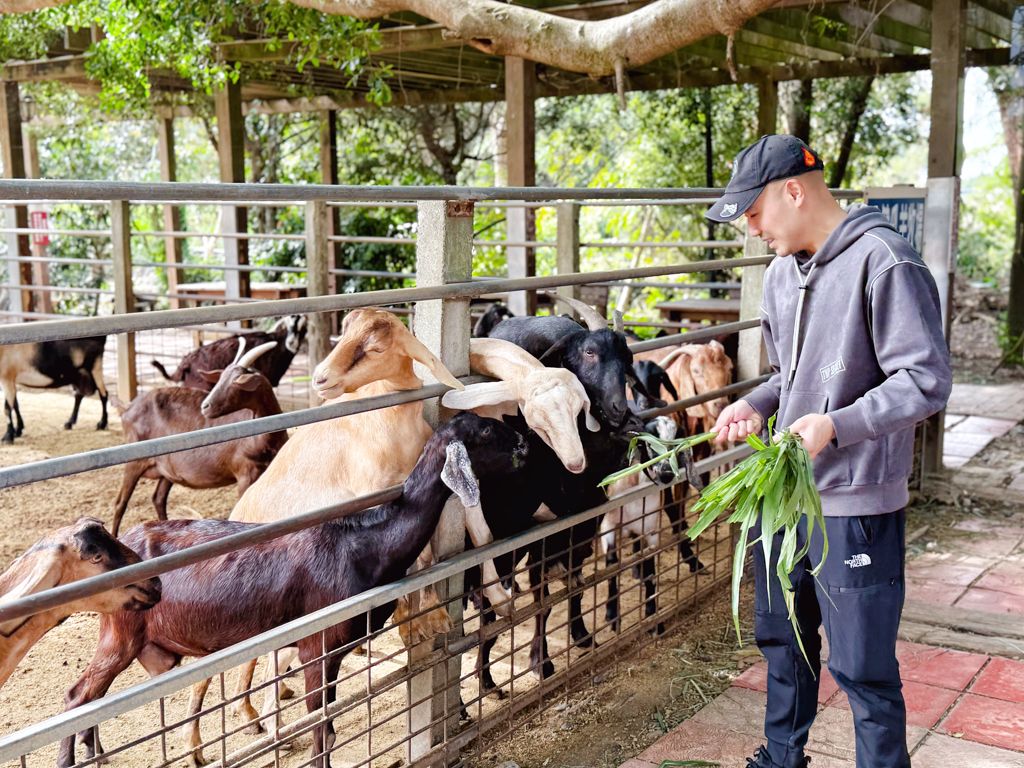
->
<box><xmin>600</xmin><ymin>416</ymin><xmax>826</xmax><ymax>665</ymax></box>
<box><xmin>687</xmin><ymin>416</ymin><xmax>826</xmax><ymax>663</ymax></box>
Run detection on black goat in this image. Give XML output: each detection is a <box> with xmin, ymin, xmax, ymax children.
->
<box><xmin>473</xmin><ymin>303</ymin><xmax>515</xmax><ymax>338</ymax></box>
<box><xmin>152</xmin><ymin>315</ymin><xmax>307</xmax><ymax>391</ymax></box>
<box><xmin>57</xmin><ymin>412</ymin><xmax>527</xmax><ymax>768</ymax></box>
<box><xmin>487</xmin><ymin>295</ymin><xmax>659</xmax><ymax>430</ymax></box>
<box><xmin>629</xmin><ymin>358</ymin><xmax>678</xmax><ymax>411</ymax></box>
<box><xmin>0</xmin><ymin>337</ymin><xmax>108</xmax><ymax>444</ymax></box>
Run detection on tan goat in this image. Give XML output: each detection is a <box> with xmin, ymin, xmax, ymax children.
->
<box><xmin>0</xmin><ymin>517</ymin><xmax>161</xmax><ymax>691</ymax></box>
<box><xmin>664</xmin><ymin>340</ymin><xmax>734</xmax><ymax>434</ymax></box>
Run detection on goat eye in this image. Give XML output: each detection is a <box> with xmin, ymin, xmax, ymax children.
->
<box><xmin>482</xmin><ymin>427</ymin><xmax>491</xmax><ymax>437</ymax></box>
<box><xmin>584</xmin><ymin>350</ymin><xmax>595</xmax><ymax>359</ymax></box>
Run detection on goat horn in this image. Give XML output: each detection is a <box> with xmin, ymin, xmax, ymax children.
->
<box><xmin>656</xmin><ymin>347</ymin><xmax>686</xmax><ymax>370</ymax></box>
<box><xmin>232</xmin><ymin>337</ymin><xmax>247</xmax><ymax>366</ymax></box>
<box><xmin>237</xmin><ymin>341</ymin><xmax>277</xmax><ymax>369</ymax></box>
<box><xmin>549</xmin><ymin>294</ymin><xmax>607</xmax><ymax>331</ymax></box>
<box><xmin>612</xmin><ymin>310</ymin><xmax>624</xmax><ymax>334</ymax></box>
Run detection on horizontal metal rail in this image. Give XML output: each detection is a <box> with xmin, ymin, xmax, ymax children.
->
<box><xmin>0</xmin><ymin>181</ymin><xmax>726</xmax><ymax>203</ymax></box>
<box><xmin>0</xmin><ymin>256</ymin><xmax>772</xmax><ymax>345</ymax></box>
<box><xmin>0</xmin><ymin>440</ymin><xmax>750</xmax><ymax>763</ymax></box>
<box><xmin>0</xmin><ymin>366</ymin><xmax>765</xmax><ymax>622</ymax></box>
<box><xmin>0</xmin><ymin>378</ymin><xmax>479</xmax><ymax>491</ymax></box>
<box><xmin>0</xmin><ymin>283</ymin><xmax>116</xmax><ymax>296</ymax></box>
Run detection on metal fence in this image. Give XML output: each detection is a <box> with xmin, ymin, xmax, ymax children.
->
<box><xmin>0</xmin><ymin>180</ymin><xmax>790</xmax><ymax>768</ymax></box>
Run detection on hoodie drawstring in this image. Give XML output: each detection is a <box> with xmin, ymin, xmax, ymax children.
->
<box><xmin>787</xmin><ymin>260</ymin><xmax>816</xmax><ymax>391</ymax></box>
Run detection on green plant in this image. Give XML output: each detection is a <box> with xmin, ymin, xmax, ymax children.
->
<box><xmin>598</xmin><ymin>432</ymin><xmax>715</xmax><ymax>488</ymax></box>
<box><xmin>686</xmin><ymin>418</ymin><xmax>826</xmax><ymax>666</ymax></box>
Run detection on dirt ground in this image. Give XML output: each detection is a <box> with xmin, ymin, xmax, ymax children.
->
<box><xmin>948</xmin><ymin>275</ymin><xmax>1024</xmax><ymax>386</ymax></box>
<box><xmin>0</xmin><ymin>388</ymin><xmax>749</xmax><ymax>768</ymax></box>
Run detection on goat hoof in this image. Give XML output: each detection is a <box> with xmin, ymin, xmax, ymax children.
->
<box><xmin>96</xmin><ymin>420</ymin><xmax>108</xmax><ymax>431</ymax></box>
<box><xmin>279</xmin><ymin>681</ymin><xmax>296</xmax><ymax>700</ymax></box>
<box><xmin>2</xmin><ymin>434</ymin><xmax>13</xmax><ymax>445</ymax></box>
<box><xmin>186</xmin><ymin>749</ymin><xmax>208</xmax><ymax>767</ymax></box>
<box><xmin>243</xmin><ymin>721</ymin><xmax>265</xmax><ymax>736</ymax></box>
<box><xmin>649</xmin><ymin>622</ymin><xmax>666</xmax><ymax>636</ymax></box>
<box><xmin>63</xmin><ymin>420</ymin><xmax>74</xmax><ymax>430</ymax></box>
<box><xmin>572</xmin><ymin>631</ymin><xmax>594</xmax><ymax>649</ymax></box>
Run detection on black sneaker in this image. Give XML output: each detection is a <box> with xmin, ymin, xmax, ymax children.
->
<box><xmin>745</xmin><ymin>746</ymin><xmax>811</xmax><ymax>768</ymax></box>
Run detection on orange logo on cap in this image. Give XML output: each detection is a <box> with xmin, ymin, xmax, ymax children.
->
<box><xmin>803</xmin><ymin>148</ymin><xmax>815</xmax><ymax>166</ymax></box>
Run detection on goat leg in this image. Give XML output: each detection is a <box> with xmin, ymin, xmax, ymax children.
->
<box><xmin>231</xmin><ymin>659</ymin><xmax>262</xmax><ymax>734</ymax></box>
<box><xmin>111</xmin><ymin>462</ymin><xmax>147</xmax><ymax>537</ymax></box>
<box><xmin>604</xmin><ymin>550</ymin><xmax>621</xmax><ymax>632</ymax></box>
<box><xmin>527</xmin><ymin>562</ymin><xmax>555</xmax><ymax>680</ymax></box>
<box><xmin>475</xmin><ymin>605</ymin><xmax>507</xmax><ymax>699</ymax></box>
<box><xmin>153</xmin><ymin>478</ymin><xmax>173</xmax><ymax>522</ymax></box>
<box><xmin>464</xmin><ymin>503</ymin><xmax>514</xmax><ymax>617</ymax></box>
<box><xmin>65</xmin><ymin>392</ymin><xmax>83</xmax><ymax>430</ymax></box>
<box><xmin>93</xmin><ymin>359</ymin><xmax>108</xmax><ymax>430</ymax></box>
<box><xmin>1</xmin><ymin>379</ymin><xmax>17</xmax><ymax>444</ymax></box>
<box><xmin>640</xmin><ymin>552</ymin><xmax>665</xmax><ymax>636</ymax></box>
<box><xmin>182</xmin><ymin>679</ymin><xmax>211</xmax><ymax>768</ymax></box>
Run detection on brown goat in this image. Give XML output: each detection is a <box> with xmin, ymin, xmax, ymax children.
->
<box><xmin>110</xmin><ymin>341</ymin><xmax>287</xmax><ymax>535</ymax></box>
<box><xmin>0</xmin><ymin>517</ymin><xmax>161</xmax><ymax>691</ymax></box>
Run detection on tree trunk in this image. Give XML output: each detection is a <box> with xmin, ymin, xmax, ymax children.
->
<box><xmin>990</xmin><ymin>69</ymin><xmax>1024</xmax><ymax>349</ymax></box>
<box><xmin>782</xmin><ymin>79</ymin><xmax>812</xmax><ymax>143</ymax></box>
<box><xmin>828</xmin><ymin>76</ymin><xmax>873</xmax><ymax>188</ymax></box>
<box><xmin>3</xmin><ymin>0</ymin><xmax>784</xmax><ymax>78</ymax></box>
<box><xmin>1010</xmin><ymin>158</ymin><xmax>1024</xmax><ymax>348</ymax></box>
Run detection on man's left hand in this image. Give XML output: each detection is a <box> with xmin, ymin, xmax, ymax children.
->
<box><xmin>788</xmin><ymin>414</ymin><xmax>836</xmax><ymax>460</ymax></box>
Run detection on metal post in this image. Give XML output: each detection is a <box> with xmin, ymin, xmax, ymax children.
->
<box><xmin>505</xmin><ymin>56</ymin><xmax>537</xmax><ymax>316</ymax></box>
<box><xmin>111</xmin><ymin>200</ymin><xmax>137</xmax><ymax>402</ymax></box>
<box><xmin>305</xmin><ymin>200</ymin><xmax>331</xmax><ymax>407</ymax></box>
<box><xmin>922</xmin><ymin>0</ymin><xmax>967</xmax><ymax>477</ymax></box>
<box><xmin>1</xmin><ymin>81</ymin><xmax>31</xmax><ymax>319</ymax></box>
<box><xmin>215</xmin><ymin>77</ymin><xmax>250</xmax><ymax>326</ymax></box>
<box><xmin>737</xmin><ymin>235</ymin><xmax>769</xmax><ymax>383</ymax></box>
<box><xmin>157</xmin><ymin>115</ymin><xmax>185</xmax><ymax>309</ymax></box>
<box><xmin>556</xmin><ymin>201</ymin><xmax>581</xmax><ymax>315</ymax></box>
<box><xmin>407</xmin><ymin>200</ymin><xmax>472</xmax><ymax>766</ymax></box>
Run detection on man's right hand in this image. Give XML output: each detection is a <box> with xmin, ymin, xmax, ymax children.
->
<box><xmin>712</xmin><ymin>400</ymin><xmax>764</xmax><ymax>444</ymax></box>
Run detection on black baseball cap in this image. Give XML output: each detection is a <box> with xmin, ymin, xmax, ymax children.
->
<box><xmin>705</xmin><ymin>135</ymin><xmax>824</xmax><ymax>223</ymax></box>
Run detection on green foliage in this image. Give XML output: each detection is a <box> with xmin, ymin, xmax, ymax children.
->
<box><xmin>0</xmin><ymin>0</ymin><xmax>389</xmax><ymax>115</ymax></box>
<box><xmin>687</xmin><ymin>422</ymin><xmax>826</xmax><ymax>664</ymax></box>
<box><xmin>335</xmin><ymin>207</ymin><xmax>417</xmax><ymax>294</ymax></box>
<box><xmin>959</xmin><ymin>156</ymin><xmax>1015</xmax><ymax>282</ymax></box>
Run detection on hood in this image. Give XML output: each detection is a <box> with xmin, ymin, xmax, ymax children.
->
<box><xmin>797</xmin><ymin>205</ymin><xmax>898</xmax><ymax>271</ymax></box>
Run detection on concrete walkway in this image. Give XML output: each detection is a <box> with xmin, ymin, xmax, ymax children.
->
<box><xmin>625</xmin><ymin>383</ymin><xmax>1024</xmax><ymax>768</ymax></box>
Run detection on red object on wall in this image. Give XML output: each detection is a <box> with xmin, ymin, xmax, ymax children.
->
<box><xmin>30</xmin><ymin>211</ymin><xmax>49</xmax><ymax>246</ymax></box>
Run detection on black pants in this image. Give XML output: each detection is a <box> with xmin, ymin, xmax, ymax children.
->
<box><xmin>753</xmin><ymin>510</ymin><xmax>910</xmax><ymax>768</ymax></box>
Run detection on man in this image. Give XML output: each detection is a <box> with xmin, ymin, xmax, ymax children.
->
<box><xmin>707</xmin><ymin>135</ymin><xmax>952</xmax><ymax>768</ymax></box>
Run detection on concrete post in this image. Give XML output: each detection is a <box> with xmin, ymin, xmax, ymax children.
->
<box><xmin>111</xmin><ymin>199</ymin><xmax>137</xmax><ymax>403</ymax></box>
<box><xmin>556</xmin><ymin>201</ymin><xmax>581</xmax><ymax>316</ymax></box>
<box><xmin>305</xmin><ymin>200</ymin><xmax>332</xmax><ymax>407</ymax></box>
<box><xmin>738</xmin><ymin>236</ymin><xmax>769</xmax><ymax>383</ymax></box>
<box><xmin>24</xmin><ymin>133</ymin><xmax>52</xmax><ymax>315</ymax></box>
<box><xmin>406</xmin><ymin>200</ymin><xmax>473</xmax><ymax>766</ymax></box>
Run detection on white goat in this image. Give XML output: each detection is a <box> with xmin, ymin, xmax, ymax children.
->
<box><xmin>0</xmin><ymin>517</ymin><xmax>161</xmax><ymax>690</ymax></box>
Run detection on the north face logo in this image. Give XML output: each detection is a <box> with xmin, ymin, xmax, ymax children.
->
<box><xmin>844</xmin><ymin>553</ymin><xmax>872</xmax><ymax>568</ymax></box>
<box><xmin>721</xmin><ymin>203</ymin><xmax>737</xmax><ymax>217</ymax></box>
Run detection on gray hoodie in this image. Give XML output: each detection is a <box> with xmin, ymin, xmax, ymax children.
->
<box><xmin>743</xmin><ymin>205</ymin><xmax>952</xmax><ymax>517</ymax></box>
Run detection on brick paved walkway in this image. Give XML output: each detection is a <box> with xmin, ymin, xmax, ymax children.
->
<box><xmin>625</xmin><ymin>383</ymin><xmax>1024</xmax><ymax>767</ymax></box>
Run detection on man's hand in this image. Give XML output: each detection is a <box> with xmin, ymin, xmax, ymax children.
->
<box><xmin>711</xmin><ymin>400</ymin><xmax>763</xmax><ymax>444</ymax></box>
<box><xmin>789</xmin><ymin>414</ymin><xmax>836</xmax><ymax>459</ymax></box>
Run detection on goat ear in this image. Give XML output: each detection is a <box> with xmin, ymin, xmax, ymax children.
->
<box><xmin>440</xmin><ymin>440</ymin><xmax>480</xmax><ymax>508</ymax></box>
<box><xmin>402</xmin><ymin>334</ymin><xmax>465</xmax><ymax>391</ymax></box>
<box><xmin>581</xmin><ymin>392</ymin><xmax>601</xmax><ymax>432</ymax></box>
<box><xmin>197</xmin><ymin>369</ymin><xmax>223</xmax><ymax>384</ymax></box>
<box><xmin>232</xmin><ymin>373</ymin><xmax>262</xmax><ymax>392</ymax></box>
<box><xmin>537</xmin><ymin>334</ymin><xmax>575</xmax><ymax>367</ymax></box>
<box><xmin>442</xmin><ymin>382</ymin><xmax>516</xmax><ymax>411</ymax></box>
<box><xmin>0</xmin><ymin>548</ymin><xmax>63</xmax><ymax>636</ymax></box>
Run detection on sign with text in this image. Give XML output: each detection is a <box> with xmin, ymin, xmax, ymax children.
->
<box><xmin>29</xmin><ymin>211</ymin><xmax>49</xmax><ymax>246</ymax></box>
<box><xmin>863</xmin><ymin>187</ymin><xmax>927</xmax><ymax>256</ymax></box>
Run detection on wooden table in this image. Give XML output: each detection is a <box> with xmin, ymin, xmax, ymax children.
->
<box><xmin>173</xmin><ymin>281</ymin><xmax>307</xmax><ymax>306</ymax></box>
<box><xmin>654</xmin><ymin>298</ymin><xmax>741</xmax><ymax>324</ymax></box>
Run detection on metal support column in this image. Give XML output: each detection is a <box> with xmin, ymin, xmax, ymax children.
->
<box><xmin>111</xmin><ymin>199</ymin><xmax>137</xmax><ymax>403</ymax></box>
<box><xmin>0</xmin><ymin>81</ymin><xmax>31</xmax><ymax>318</ymax></box>
<box><xmin>505</xmin><ymin>57</ymin><xmax>537</xmax><ymax>316</ymax></box>
<box><xmin>407</xmin><ymin>199</ymin><xmax>473</xmax><ymax>767</ymax></box>
<box><xmin>23</xmin><ymin>133</ymin><xmax>52</xmax><ymax>315</ymax></box>
<box><xmin>922</xmin><ymin>0</ymin><xmax>968</xmax><ymax>477</ymax></box>
<box><xmin>215</xmin><ymin>77</ymin><xmax>249</xmax><ymax>326</ymax></box>
<box><xmin>305</xmin><ymin>199</ymin><xmax>332</xmax><ymax>407</ymax></box>
<box><xmin>157</xmin><ymin>115</ymin><xmax>185</xmax><ymax>309</ymax></box>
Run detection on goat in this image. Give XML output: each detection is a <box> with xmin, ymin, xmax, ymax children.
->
<box><xmin>151</xmin><ymin>315</ymin><xmax>307</xmax><ymax>391</ymax></box>
<box><xmin>473</xmin><ymin>302</ymin><xmax>515</xmax><ymax>338</ymax></box>
<box><xmin>601</xmin><ymin>416</ymin><xmax>695</xmax><ymax>636</ymax></box>
<box><xmin>488</xmin><ymin>295</ymin><xmax>657</xmax><ymax>430</ymax></box>
<box><xmin>110</xmin><ymin>340</ymin><xmax>286</xmax><ymax>536</ymax></box>
<box><xmin>220</xmin><ymin>309</ymin><xmax>469</xmax><ymax>731</ymax></box>
<box><xmin>0</xmin><ymin>336</ymin><xmax>108</xmax><ymax>444</ymax></box>
<box><xmin>627</xmin><ymin>348</ymin><xmax>685</xmax><ymax>411</ymax></box>
<box><xmin>0</xmin><ymin>517</ymin><xmax>161</xmax><ymax>691</ymax></box>
<box><xmin>442</xmin><ymin>337</ymin><xmax>600</xmax><ymax>474</ymax></box>
<box><xmin>57</xmin><ymin>413</ymin><xmax>527</xmax><ymax>768</ymax></box>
